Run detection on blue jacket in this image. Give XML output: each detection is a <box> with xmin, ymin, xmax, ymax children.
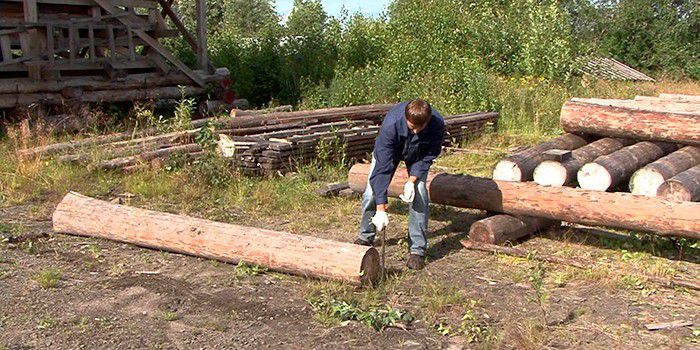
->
<box><xmin>370</xmin><ymin>102</ymin><xmax>445</xmax><ymax>205</ymax></box>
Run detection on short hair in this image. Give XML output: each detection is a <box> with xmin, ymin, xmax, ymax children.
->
<box><xmin>405</xmin><ymin>99</ymin><xmax>432</xmax><ymax>127</ymax></box>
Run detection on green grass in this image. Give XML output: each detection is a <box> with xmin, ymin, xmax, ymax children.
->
<box><xmin>34</xmin><ymin>267</ymin><xmax>61</xmax><ymax>289</ymax></box>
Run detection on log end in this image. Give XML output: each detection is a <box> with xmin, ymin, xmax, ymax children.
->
<box><xmin>578</xmin><ymin>163</ymin><xmax>612</xmax><ymax>191</ymax></box>
<box><xmin>630</xmin><ymin>169</ymin><xmax>665</xmax><ymax>197</ymax></box>
<box><xmin>657</xmin><ymin>182</ymin><xmax>693</xmax><ymax>202</ymax></box>
<box><xmin>359</xmin><ymin>247</ymin><xmax>381</xmax><ymax>285</ymax></box>
<box><xmin>534</xmin><ymin>161</ymin><xmax>567</xmax><ymax>187</ymax></box>
<box><xmin>493</xmin><ymin>160</ymin><xmax>522</xmax><ymax>182</ymax></box>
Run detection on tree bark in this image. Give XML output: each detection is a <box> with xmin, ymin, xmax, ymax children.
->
<box><xmin>492</xmin><ymin>133</ymin><xmax>591</xmax><ymax>182</ymax></box>
<box><xmin>348</xmin><ymin>163</ymin><xmax>700</xmax><ymax>240</ymax></box>
<box><xmin>468</xmin><ymin>214</ymin><xmax>560</xmax><ymax>245</ymax></box>
<box><xmin>630</xmin><ymin>146</ymin><xmax>700</xmax><ymax>197</ymax></box>
<box><xmin>534</xmin><ymin>138</ymin><xmax>634</xmax><ymax>187</ymax></box>
<box><xmin>53</xmin><ymin>192</ymin><xmax>380</xmax><ymax>285</ymax></box>
<box><xmin>561</xmin><ymin>99</ymin><xmax>700</xmax><ymax>145</ymax></box>
<box><xmin>577</xmin><ymin>141</ymin><xmax>678</xmax><ymax>192</ymax></box>
<box><xmin>657</xmin><ymin>165</ymin><xmax>700</xmax><ymax>202</ymax></box>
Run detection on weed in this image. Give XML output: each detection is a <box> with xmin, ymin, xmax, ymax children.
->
<box><xmin>85</xmin><ymin>244</ymin><xmax>103</xmax><ymax>261</ymax></box>
<box><xmin>37</xmin><ymin>316</ymin><xmax>56</xmax><ymax>330</ymax></box>
<box><xmin>162</xmin><ymin>311</ymin><xmax>179</xmax><ymax>322</ymax></box>
<box><xmin>527</xmin><ymin>260</ymin><xmax>548</xmax><ymax>324</ymax></box>
<box><xmin>109</xmin><ymin>262</ymin><xmax>127</xmax><ymax>277</ymax></box>
<box><xmin>233</xmin><ymin>261</ymin><xmax>267</xmax><ymax>279</ymax></box>
<box><xmin>73</xmin><ymin>316</ymin><xmax>90</xmax><ymax>332</ymax></box>
<box><xmin>307</xmin><ymin>297</ymin><xmax>412</xmax><ymax>331</ymax></box>
<box><xmin>688</xmin><ymin>327</ymin><xmax>700</xmax><ymax>344</ymax></box>
<box><xmin>94</xmin><ymin>317</ymin><xmax>111</xmax><ymax>328</ymax></box>
<box><xmin>34</xmin><ymin>267</ymin><xmax>61</xmax><ymax>289</ymax></box>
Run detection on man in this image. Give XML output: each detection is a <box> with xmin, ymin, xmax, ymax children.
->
<box><xmin>354</xmin><ymin>99</ymin><xmax>445</xmax><ymax>270</ymax></box>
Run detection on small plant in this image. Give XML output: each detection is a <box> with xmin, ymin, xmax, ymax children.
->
<box><xmin>37</xmin><ymin>316</ymin><xmax>56</xmax><ymax>330</ymax></box>
<box><xmin>162</xmin><ymin>310</ymin><xmax>179</xmax><ymax>322</ymax></box>
<box><xmin>233</xmin><ymin>261</ymin><xmax>267</xmax><ymax>279</ymax></box>
<box><xmin>73</xmin><ymin>316</ymin><xmax>90</xmax><ymax>332</ymax></box>
<box><xmin>308</xmin><ymin>297</ymin><xmax>413</xmax><ymax>331</ymax></box>
<box><xmin>528</xmin><ymin>260</ymin><xmax>549</xmax><ymax>324</ymax></box>
<box><xmin>173</xmin><ymin>87</ymin><xmax>195</xmax><ymax>131</ymax></box>
<box><xmin>34</xmin><ymin>267</ymin><xmax>61</xmax><ymax>289</ymax></box>
<box><xmin>85</xmin><ymin>244</ymin><xmax>103</xmax><ymax>261</ymax></box>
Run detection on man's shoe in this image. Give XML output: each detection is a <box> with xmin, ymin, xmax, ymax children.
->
<box><xmin>406</xmin><ymin>254</ymin><xmax>425</xmax><ymax>270</ymax></box>
<box><xmin>353</xmin><ymin>238</ymin><xmax>372</xmax><ymax>246</ymax></box>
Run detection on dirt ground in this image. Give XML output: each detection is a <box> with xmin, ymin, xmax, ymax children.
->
<box><xmin>1</xmin><ymin>198</ymin><xmax>698</xmax><ymax>349</ymax></box>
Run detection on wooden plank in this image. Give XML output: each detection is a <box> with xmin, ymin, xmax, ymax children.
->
<box><xmin>45</xmin><ymin>23</ymin><xmax>54</xmax><ymax>62</ymax></box>
<box><xmin>68</xmin><ymin>22</ymin><xmax>76</xmax><ymax>61</ymax></box>
<box><xmin>88</xmin><ymin>23</ymin><xmax>95</xmax><ymax>61</ymax></box>
<box><xmin>155</xmin><ymin>0</ymin><xmax>198</xmax><ymax>52</ymax></box>
<box><xmin>126</xmin><ymin>27</ymin><xmax>135</xmax><ymax>61</ymax></box>
<box><xmin>2</xmin><ymin>0</ymin><xmax>158</xmax><ymax>8</ymax></box>
<box><xmin>106</xmin><ymin>23</ymin><xmax>116</xmax><ymax>58</ymax></box>
<box><xmin>0</xmin><ymin>35</ymin><xmax>12</xmax><ymax>62</ymax></box>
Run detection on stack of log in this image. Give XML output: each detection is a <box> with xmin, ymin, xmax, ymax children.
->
<box><xmin>18</xmin><ymin>105</ymin><xmax>500</xmax><ymax>174</ymax></box>
<box><xmin>349</xmin><ymin>93</ymin><xmax>700</xmax><ymax>248</ymax></box>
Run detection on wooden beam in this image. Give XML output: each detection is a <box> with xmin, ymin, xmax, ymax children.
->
<box><xmin>195</xmin><ymin>0</ymin><xmax>207</xmax><ymax>71</ymax></box>
<box><xmin>156</xmin><ymin>0</ymin><xmax>198</xmax><ymax>52</ymax></box>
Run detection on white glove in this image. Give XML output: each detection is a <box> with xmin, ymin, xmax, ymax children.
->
<box><xmin>372</xmin><ymin>211</ymin><xmax>389</xmax><ymax>231</ymax></box>
<box><xmin>399</xmin><ymin>181</ymin><xmax>416</xmax><ymax>203</ymax></box>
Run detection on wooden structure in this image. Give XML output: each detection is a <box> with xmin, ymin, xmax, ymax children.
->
<box><xmin>0</xmin><ymin>0</ymin><xmax>228</xmax><ymax>109</ymax></box>
<box><xmin>576</xmin><ymin>57</ymin><xmax>655</xmax><ymax>82</ymax></box>
<box><xmin>53</xmin><ymin>192</ymin><xmax>381</xmax><ymax>285</ymax></box>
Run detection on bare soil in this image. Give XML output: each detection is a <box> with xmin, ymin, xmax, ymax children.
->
<box><xmin>1</xmin><ymin>201</ymin><xmax>698</xmax><ymax>349</ymax></box>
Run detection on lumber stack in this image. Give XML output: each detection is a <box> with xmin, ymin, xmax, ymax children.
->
<box><xmin>346</xmin><ymin>93</ymin><xmax>700</xmax><ymax>246</ymax></box>
<box><xmin>53</xmin><ymin>192</ymin><xmax>381</xmax><ymax>285</ymax></box>
<box><xmin>19</xmin><ymin>104</ymin><xmax>500</xmax><ymax>175</ymax></box>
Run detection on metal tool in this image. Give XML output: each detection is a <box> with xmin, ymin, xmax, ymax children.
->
<box><xmin>379</xmin><ymin>227</ymin><xmax>386</xmax><ymax>283</ymax></box>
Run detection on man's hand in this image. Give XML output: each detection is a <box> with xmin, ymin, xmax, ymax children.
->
<box><xmin>372</xmin><ymin>211</ymin><xmax>389</xmax><ymax>231</ymax></box>
<box><xmin>399</xmin><ymin>178</ymin><xmax>418</xmax><ymax>203</ymax></box>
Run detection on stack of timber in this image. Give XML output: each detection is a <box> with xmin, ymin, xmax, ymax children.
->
<box><xmin>420</xmin><ymin>93</ymin><xmax>700</xmax><ymax>247</ymax></box>
<box><xmin>19</xmin><ymin>104</ymin><xmax>500</xmax><ymax>174</ymax></box>
<box><xmin>0</xmin><ymin>0</ymin><xmax>227</xmax><ymax>110</ymax></box>
<box><xmin>575</xmin><ymin>57</ymin><xmax>655</xmax><ymax>82</ymax></box>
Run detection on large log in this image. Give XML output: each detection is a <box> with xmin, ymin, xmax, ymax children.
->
<box><xmin>534</xmin><ymin>138</ymin><xmax>634</xmax><ymax>187</ymax></box>
<box><xmin>577</xmin><ymin>141</ymin><xmax>678</xmax><ymax>192</ymax></box>
<box><xmin>468</xmin><ymin>214</ymin><xmax>560</xmax><ymax>245</ymax></box>
<box><xmin>96</xmin><ymin>143</ymin><xmax>202</xmax><ymax>170</ymax></box>
<box><xmin>492</xmin><ymin>133</ymin><xmax>591</xmax><ymax>182</ymax></box>
<box><xmin>657</xmin><ymin>165</ymin><xmax>700</xmax><ymax>202</ymax></box>
<box><xmin>659</xmin><ymin>93</ymin><xmax>700</xmax><ymax>103</ymax></box>
<box><xmin>560</xmin><ymin>99</ymin><xmax>700</xmax><ymax>145</ymax></box>
<box><xmin>53</xmin><ymin>192</ymin><xmax>380</xmax><ymax>285</ymax></box>
<box><xmin>629</xmin><ymin>146</ymin><xmax>700</xmax><ymax>197</ymax></box>
<box><xmin>347</xmin><ymin>163</ymin><xmax>700</xmax><ymax>239</ymax></box>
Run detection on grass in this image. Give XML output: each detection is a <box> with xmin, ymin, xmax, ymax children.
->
<box><xmin>34</xmin><ymin>267</ymin><xmax>61</xmax><ymax>289</ymax></box>
<box><xmin>162</xmin><ymin>311</ymin><xmax>180</xmax><ymax>322</ymax></box>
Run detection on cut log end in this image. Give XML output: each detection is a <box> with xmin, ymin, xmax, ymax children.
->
<box><xmin>578</xmin><ymin>163</ymin><xmax>612</xmax><ymax>191</ymax></box>
<box><xmin>658</xmin><ymin>182</ymin><xmax>693</xmax><ymax>202</ymax></box>
<box><xmin>493</xmin><ymin>160</ymin><xmax>522</xmax><ymax>182</ymax></box>
<box><xmin>629</xmin><ymin>169</ymin><xmax>665</xmax><ymax>197</ymax></box>
<box><xmin>533</xmin><ymin>161</ymin><xmax>568</xmax><ymax>187</ymax></box>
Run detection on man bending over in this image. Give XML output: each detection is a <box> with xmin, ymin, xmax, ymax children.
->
<box><xmin>354</xmin><ymin>99</ymin><xmax>445</xmax><ymax>270</ymax></box>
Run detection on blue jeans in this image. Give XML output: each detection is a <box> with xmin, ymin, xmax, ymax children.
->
<box><xmin>358</xmin><ymin>158</ymin><xmax>430</xmax><ymax>256</ymax></box>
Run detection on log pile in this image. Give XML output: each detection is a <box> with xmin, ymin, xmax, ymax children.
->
<box><xmin>19</xmin><ymin>104</ymin><xmax>500</xmax><ymax>175</ymax></box>
<box><xmin>347</xmin><ymin>93</ymin><xmax>700</xmax><ymax>247</ymax></box>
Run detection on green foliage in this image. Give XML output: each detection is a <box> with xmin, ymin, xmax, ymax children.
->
<box><xmin>34</xmin><ymin>267</ymin><xmax>61</xmax><ymax>289</ymax></box>
<box><xmin>307</xmin><ymin>297</ymin><xmax>412</xmax><ymax>331</ymax></box>
<box><xmin>233</xmin><ymin>261</ymin><xmax>267</xmax><ymax>278</ymax></box>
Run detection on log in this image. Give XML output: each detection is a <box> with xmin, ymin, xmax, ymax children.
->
<box><xmin>492</xmin><ymin>133</ymin><xmax>591</xmax><ymax>182</ymax></box>
<box><xmin>53</xmin><ymin>192</ymin><xmax>379</xmax><ymax>285</ymax></box>
<box><xmin>561</xmin><ymin>99</ymin><xmax>700</xmax><ymax>145</ymax></box>
<box><xmin>96</xmin><ymin>143</ymin><xmax>202</xmax><ymax>170</ymax></box>
<box><xmin>630</xmin><ymin>146</ymin><xmax>700</xmax><ymax>197</ymax></box>
<box><xmin>468</xmin><ymin>214</ymin><xmax>560</xmax><ymax>245</ymax></box>
<box><xmin>347</xmin><ymin>163</ymin><xmax>700</xmax><ymax>239</ymax></box>
<box><xmin>658</xmin><ymin>93</ymin><xmax>700</xmax><ymax>103</ymax></box>
<box><xmin>657</xmin><ymin>165</ymin><xmax>700</xmax><ymax>202</ymax></box>
<box><xmin>534</xmin><ymin>138</ymin><xmax>634</xmax><ymax>187</ymax></box>
<box><xmin>577</xmin><ymin>141</ymin><xmax>678</xmax><ymax>192</ymax></box>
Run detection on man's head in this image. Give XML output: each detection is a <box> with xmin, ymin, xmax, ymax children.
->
<box><xmin>405</xmin><ymin>99</ymin><xmax>432</xmax><ymax>134</ymax></box>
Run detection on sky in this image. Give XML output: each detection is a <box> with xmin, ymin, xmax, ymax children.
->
<box><xmin>275</xmin><ymin>0</ymin><xmax>390</xmax><ymax>19</ymax></box>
